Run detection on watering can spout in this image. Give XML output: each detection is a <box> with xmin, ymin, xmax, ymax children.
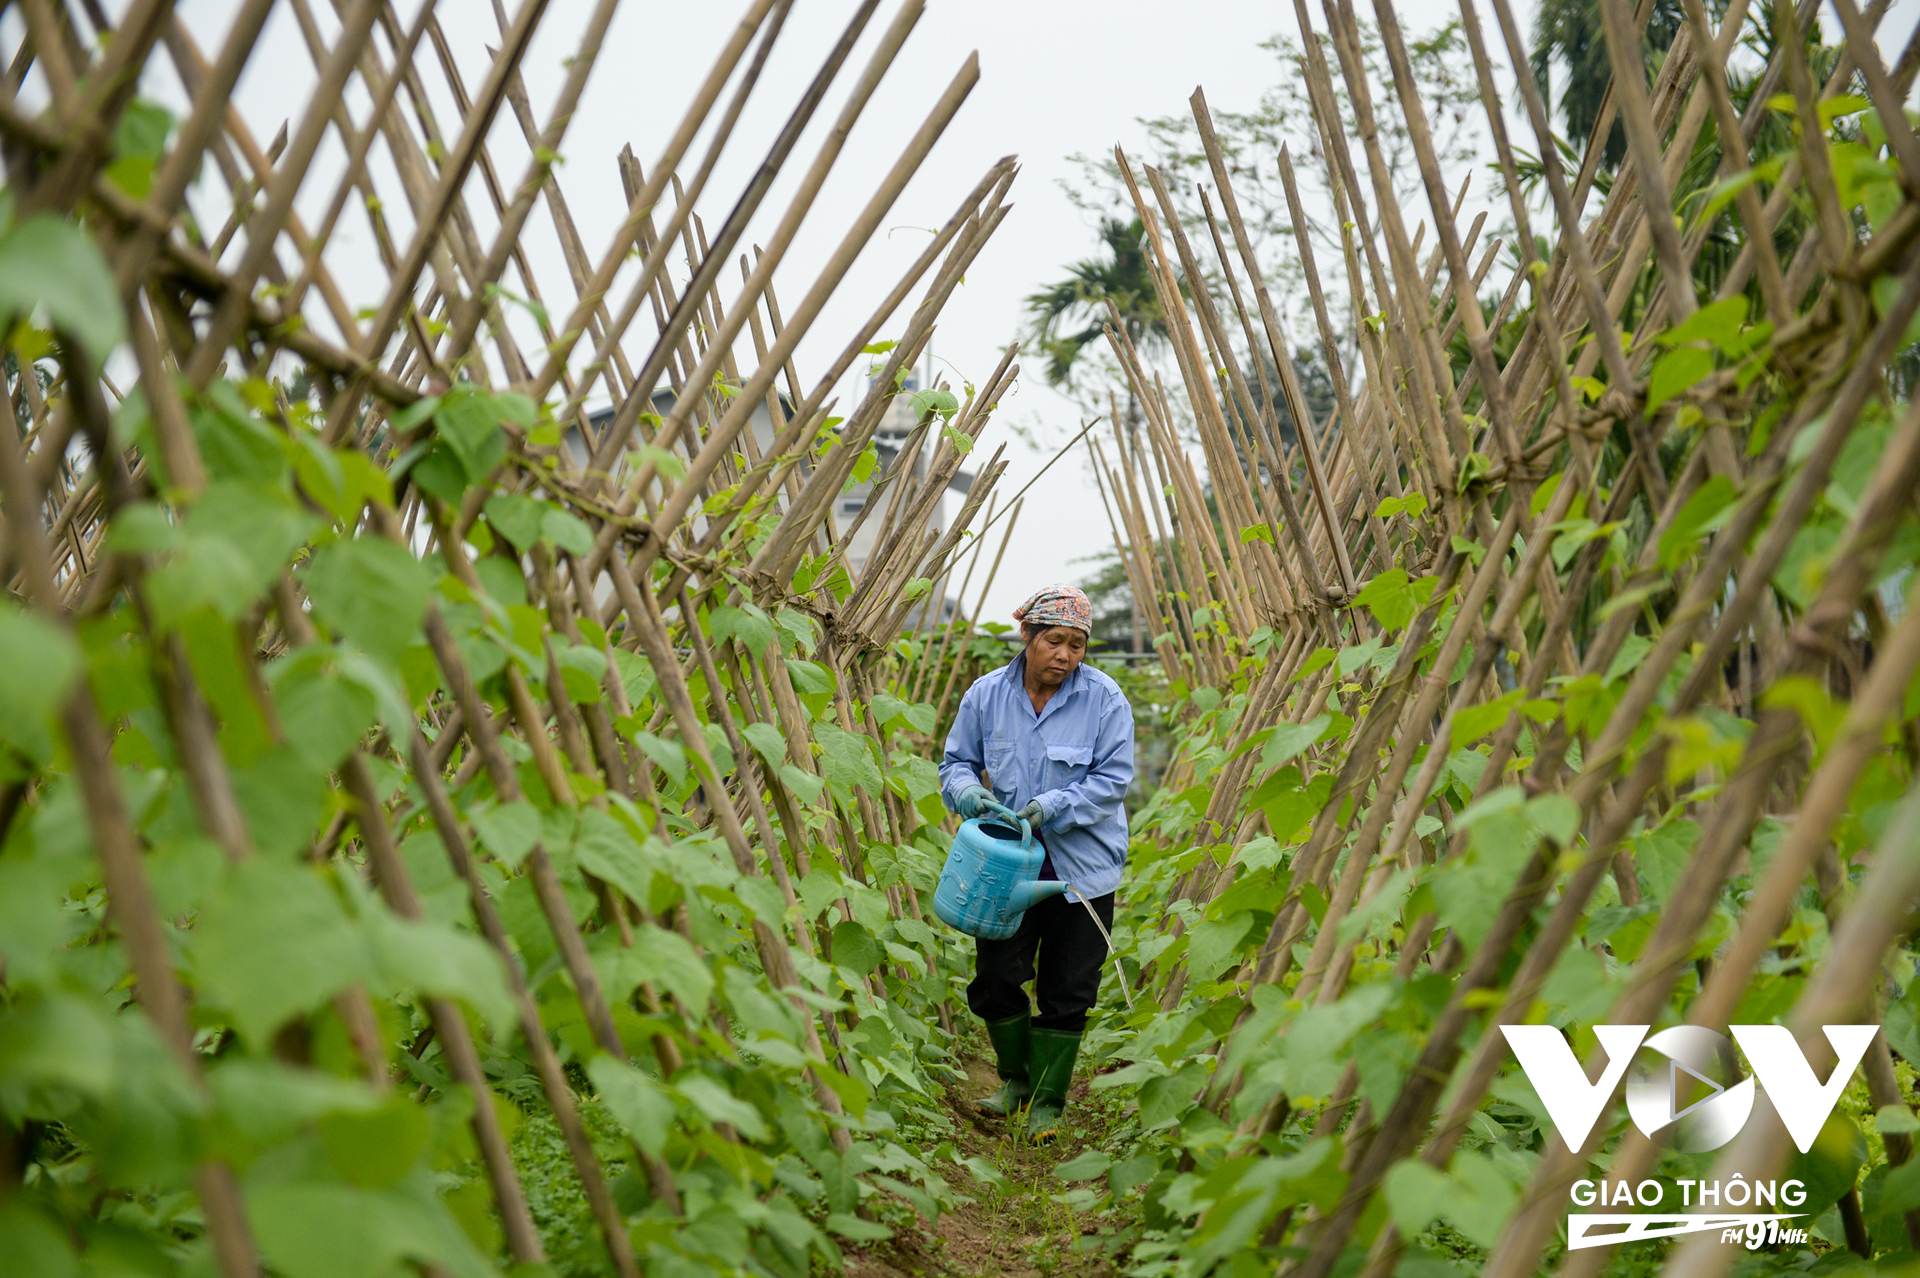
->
<box><xmin>1008</xmin><ymin>878</ymin><xmax>1071</xmax><ymax>913</ymax></box>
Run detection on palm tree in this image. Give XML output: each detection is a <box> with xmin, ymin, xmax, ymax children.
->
<box><xmin>1531</xmin><ymin>0</ymin><xmax>1685</xmax><ymax>166</ymax></box>
<box><xmin>1022</xmin><ymin>217</ymin><xmax>1169</xmax><ymax>388</ymax></box>
<box><xmin>1025</xmin><ymin>216</ymin><xmax>1175</xmax><ymax>655</ymax></box>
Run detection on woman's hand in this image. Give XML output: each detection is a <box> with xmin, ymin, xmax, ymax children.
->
<box><xmin>956</xmin><ymin>785</ymin><xmax>993</xmax><ymax>818</ymax></box>
<box><xmin>1016</xmin><ymin>799</ymin><xmax>1044</xmax><ymax>828</ymax></box>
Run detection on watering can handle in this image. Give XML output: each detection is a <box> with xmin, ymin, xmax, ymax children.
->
<box><xmin>980</xmin><ymin>797</ymin><xmax>1032</xmax><ymax>847</ymax></box>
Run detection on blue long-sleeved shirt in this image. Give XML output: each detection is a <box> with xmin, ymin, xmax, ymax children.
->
<box><xmin>939</xmin><ymin>654</ymin><xmax>1134</xmax><ymax>897</ymax></box>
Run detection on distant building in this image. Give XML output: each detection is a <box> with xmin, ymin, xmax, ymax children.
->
<box><xmin>583</xmin><ymin>374</ymin><xmax>972</xmax><ymax>628</ymax></box>
<box><xmin>835</xmin><ymin>373</ymin><xmax>973</xmax><ymax>581</ymax></box>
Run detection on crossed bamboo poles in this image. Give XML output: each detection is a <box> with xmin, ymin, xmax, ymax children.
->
<box><xmin>1086</xmin><ymin>0</ymin><xmax>1920</xmax><ymax>1273</ymax></box>
<box><xmin>0</xmin><ymin>2</ymin><xmax>1045</xmax><ymax>1274</ymax></box>
<box><xmin>7</xmin><ymin>0</ymin><xmax>1920</xmax><ymax>1273</ymax></box>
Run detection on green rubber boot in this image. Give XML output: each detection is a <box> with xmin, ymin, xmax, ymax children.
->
<box><xmin>1024</xmin><ymin>1027</ymin><xmax>1082</xmax><ymax>1143</ymax></box>
<box><xmin>973</xmin><ymin>1013</ymin><xmax>1031</xmax><ymax>1117</ymax></box>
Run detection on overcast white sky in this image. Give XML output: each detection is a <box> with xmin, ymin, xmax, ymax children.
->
<box><xmin>26</xmin><ymin>0</ymin><xmax>1920</xmax><ymax>631</ymax></box>
<box><xmin>181</xmin><ymin>0</ymin><xmax>1537</xmax><ymax>629</ymax></box>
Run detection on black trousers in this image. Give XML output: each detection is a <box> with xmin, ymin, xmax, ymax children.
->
<box><xmin>967</xmin><ymin>887</ymin><xmax>1116</xmax><ymax>1033</ymax></box>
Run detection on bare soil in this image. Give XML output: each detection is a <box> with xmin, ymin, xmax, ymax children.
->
<box><xmin>842</xmin><ymin>1055</ymin><xmax>1129</xmax><ymax>1278</ymax></box>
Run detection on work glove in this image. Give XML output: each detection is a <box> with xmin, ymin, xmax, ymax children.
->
<box><xmin>1016</xmin><ymin>799</ymin><xmax>1045</xmax><ymax>829</ymax></box>
<box><xmin>955</xmin><ymin>785</ymin><xmax>993</xmax><ymax>819</ymax></box>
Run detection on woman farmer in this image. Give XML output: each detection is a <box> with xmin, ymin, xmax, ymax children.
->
<box><xmin>939</xmin><ymin>585</ymin><xmax>1135</xmax><ymax>1141</ymax></box>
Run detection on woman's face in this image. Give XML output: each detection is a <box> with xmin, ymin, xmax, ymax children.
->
<box><xmin>1025</xmin><ymin>625</ymin><xmax>1088</xmax><ymax>687</ymax></box>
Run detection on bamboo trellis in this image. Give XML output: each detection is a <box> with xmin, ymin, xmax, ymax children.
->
<box><xmin>0</xmin><ymin>3</ymin><xmax>1030</xmax><ymax>1275</ymax></box>
<box><xmin>1090</xmin><ymin>0</ymin><xmax>1920</xmax><ymax>1272</ymax></box>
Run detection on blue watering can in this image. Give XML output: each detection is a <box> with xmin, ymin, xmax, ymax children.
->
<box><xmin>933</xmin><ymin>799</ymin><xmax>1071</xmax><ymax>939</ymax></box>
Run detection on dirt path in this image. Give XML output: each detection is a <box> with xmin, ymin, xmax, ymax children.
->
<box><xmin>844</xmin><ymin>1055</ymin><xmax>1129</xmax><ymax>1278</ymax></box>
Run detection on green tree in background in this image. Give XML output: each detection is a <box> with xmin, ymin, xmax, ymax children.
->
<box><xmin>1059</xmin><ymin>19</ymin><xmax>1482</xmax><ymax>351</ymax></box>
<box><xmin>1023</xmin><ymin>215</ymin><xmax>1168</xmax><ymax>389</ymax></box>
<box><xmin>1531</xmin><ymin>0</ymin><xmax>1686</xmax><ymax>166</ymax></box>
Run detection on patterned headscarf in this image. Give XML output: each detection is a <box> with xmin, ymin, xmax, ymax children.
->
<box><xmin>1012</xmin><ymin>585</ymin><xmax>1092</xmax><ymax>635</ymax></box>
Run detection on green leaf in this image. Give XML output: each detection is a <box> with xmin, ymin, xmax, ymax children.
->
<box><xmin>1872</xmin><ymin>275</ymin><xmax>1920</xmax><ymax>349</ymax></box>
<box><xmin>870</xmin><ymin>692</ymin><xmax>935</xmax><ymax>735</ymax></box>
<box><xmin>302</xmin><ymin>539</ymin><xmax>431</xmax><ymax>665</ymax></box>
<box><xmin>1659</xmin><ymin>297</ymin><xmax>1750</xmax><ymax>356</ymax></box>
<box><xmin>1604</xmin><ymin>633</ymin><xmax>1653</xmax><ymax>685</ymax></box>
<box><xmin>1375</xmin><ymin>490</ymin><xmax>1428</xmax><ymax>520</ymax></box>
<box><xmin>1262</xmin><ymin>714</ymin><xmax>1331</xmax><ymax>770</ymax></box>
<box><xmin>406</xmin><ymin>444</ymin><xmax>469</xmax><ymax>502</ymax></box>
<box><xmin>1055</xmin><ymin>1150</ymin><xmax>1113</xmax><ymax>1181</ymax></box>
<box><xmin>482</xmin><ymin>493</ymin><xmax>544</xmax><ymax>551</ymax></box>
<box><xmin>433</xmin><ymin>386</ymin><xmax>506</xmax><ymax>484</ymax></box>
<box><xmin>194</xmin><ymin>860</ymin><xmax>371</xmax><ymax>1048</ymax></box>
<box><xmin>1876</xmin><ymin>1105</ymin><xmax>1920</xmax><ymax>1135</ymax></box>
<box><xmin>367</xmin><ymin>910</ymin><xmax>513</xmax><ymax>1036</ymax></box>
<box><xmin>1693</xmin><ymin>161</ymin><xmax>1782</xmax><ymax>227</ymax></box>
<box><xmin>1761</xmin><ymin>675</ymin><xmax>1846</xmax><ymax>750</ymax></box>
<box><xmin>316</xmin><ymin>1096</ymin><xmax>429</xmax><ymax>1190</ymax></box>
<box><xmin>909</xmin><ymin>387</ymin><xmax>961</xmax><ymax>422</ymax></box>
<box><xmin>148</xmin><ymin>482</ymin><xmax>317</xmax><ymax>624</ymax></box>
<box><xmin>627</xmin><ymin>921</ymin><xmax>712</xmax><ymax>1010</ymax></box>
<box><xmin>830</xmin><ymin>920</ymin><xmax>882</xmax><ymax>976</ymax></box>
<box><xmin>274</xmin><ymin>665</ymin><xmax>377</xmax><ymax>772</ymax></box>
<box><xmin>1293</xmin><ymin>647</ymin><xmax>1335</xmax><ymax>682</ymax></box>
<box><xmin>588</xmin><ymin>1054</ymin><xmax>674</xmax><ymax>1155</ymax></box>
<box><xmin>294</xmin><ymin>439</ymin><xmax>393</xmax><ymax>523</ymax></box>
<box><xmin>741</xmin><ymin>721</ymin><xmax>787</xmax><ymax>770</ymax></box>
<box><xmin>710</xmin><ymin>603</ymin><xmax>776</xmax><ymax>657</ymax></box>
<box><xmin>1657</xmin><ymin>475</ymin><xmax>1737</xmax><ymax>570</ymax></box>
<box><xmin>785</xmin><ymin>658</ymin><xmax>835</xmax><ymax>716</ymax></box>
<box><xmin>572</xmin><ymin>809</ymin><xmax>653</xmax><ymax>905</ymax></box>
<box><xmin>1456</xmin><ymin>450</ymin><xmax>1492</xmax><ymax>493</ymax></box>
<box><xmin>1186</xmin><ymin>913</ymin><xmax>1255</xmax><ymax>983</ymax></box>
<box><xmin>555</xmin><ymin>643</ymin><xmax>606</xmax><ymax>704</ymax></box>
<box><xmin>959</xmin><ymin>1155</ymin><xmax>1009</xmax><ymax>1190</ymax></box>
<box><xmin>0</xmin><ymin>216</ymin><xmax>125</xmax><ymax>360</ymax></box>
<box><xmin>389</xmin><ymin>396</ymin><xmax>440</xmax><ymax>433</ymax></box>
<box><xmin>492</xmin><ymin>391</ymin><xmax>538</xmax><ymax>427</ymax></box>
<box><xmin>106</xmin><ymin>100</ymin><xmax>172</xmax><ymax>197</ymax></box>
<box><xmin>191</xmin><ymin>387</ymin><xmax>286</xmax><ymax>485</ymax></box>
<box><xmin>0</xmin><ymin>604</ymin><xmax>78</xmax><ymax>748</ymax></box>
<box><xmin>246</xmin><ymin>1179</ymin><xmax>494</xmax><ymax>1278</ymax></box>
<box><xmin>1335</xmin><ymin>638</ymin><xmax>1383</xmax><ymax>677</ymax></box>
<box><xmin>1139</xmin><ymin>1061</ymin><xmax>1207</xmax><ymax>1131</ymax></box>
<box><xmin>0</xmin><ymin>992</ymin><xmax>117</xmax><ymax>1096</ymax></box>
<box><xmin>774</xmin><ymin>607</ymin><xmax>817</xmax><ymax>655</ymax></box>
<box><xmin>1351</xmin><ymin>568</ymin><xmax>1416</xmax><ymax>631</ymax></box>
<box><xmin>1383</xmin><ymin>1159</ymin><xmax>1452</xmax><ymax>1241</ymax></box>
<box><xmin>1529</xmin><ymin>471</ymin><xmax>1565</xmax><ymax>518</ymax></box>
<box><xmin>1526</xmin><ymin>793</ymin><xmax>1582</xmax><ymax>846</ymax></box>
<box><xmin>630</xmin><ymin>731</ymin><xmax>688</xmax><ymax>788</ymax></box>
<box><xmin>207</xmin><ymin>1058</ymin><xmax>381</xmax><ymax>1148</ymax></box>
<box><xmin>541</xmin><ymin>506</ymin><xmax>594</xmax><ymax>556</ymax></box>
<box><xmin>0</xmin><ymin>1202</ymin><xmax>80</xmax><ymax>1278</ymax></box>
<box><xmin>814</xmin><ymin>722</ymin><xmax>882</xmax><ymax>799</ymax></box>
<box><xmin>677</xmin><ymin>1073</ymin><xmax>770</xmax><ymax>1141</ymax></box>
<box><xmin>1596</xmin><ymin>581</ymin><xmax>1668</xmax><ymax>622</ymax></box>
<box><xmin>826</xmin><ymin>1213</ymin><xmax>893</xmax><ymax>1242</ymax></box>
<box><xmin>1450</xmin><ymin>690</ymin><xmax>1523</xmax><ymax>750</ymax></box>
<box><xmin>610</xmin><ymin>647</ymin><xmax>655</xmax><ymax>708</ymax></box>
<box><xmin>482</xmin><ymin>283</ymin><xmax>550</xmax><ymax>332</ymax></box>
<box><xmin>1646</xmin><ymin>346</ymin><xmax>1714</xmax><ymax>412</ymax></box>
<box><xmin>468</xmin><ymin>800</ymin><xmax>541</xmax><ymax>867</ymax></box>
<box><xmin>1239</xmin><ymin>522</ymin><xmax>1275</xmax><ymax>545</ymax></box>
